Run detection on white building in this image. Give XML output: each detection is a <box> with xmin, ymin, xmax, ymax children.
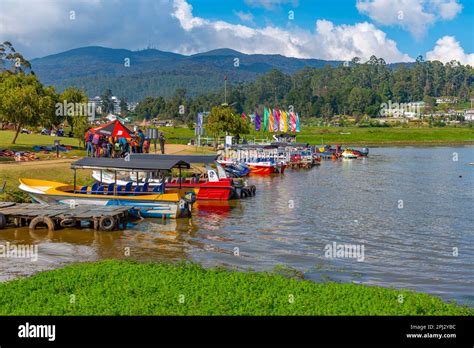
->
<box><xmin>464</xmin><ymin>109</ymin><xmax>474</xmax><ymax>121</ymax></box>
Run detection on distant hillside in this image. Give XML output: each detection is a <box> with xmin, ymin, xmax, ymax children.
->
<box><xmin>31</xmin><ymin>46</ymin><xmax>341</xmax><ymax>101</ymax></box>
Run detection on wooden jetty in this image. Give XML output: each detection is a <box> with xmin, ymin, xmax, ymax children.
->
<box><xmin>0</xmin><ymin>202</ymin><xmax>135</xmax><ymax>231</ymax></box>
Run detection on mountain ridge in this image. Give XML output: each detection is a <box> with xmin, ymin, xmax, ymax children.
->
<box><xmin>29</xmin><ymin>46</ymin><xmax>344</xmax><ymax>100</ymax></box>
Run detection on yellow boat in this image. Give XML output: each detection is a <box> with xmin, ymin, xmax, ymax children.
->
<box><xmin>18</xmin><ymin>157</ymin><xmax>197</xmax><ymax>219</ymax></box>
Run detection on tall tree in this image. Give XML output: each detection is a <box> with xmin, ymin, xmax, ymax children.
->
<box><xmin>0</xmin><ymin>73</ymin><xmax>49</xmax><ymax>143</ymax></box>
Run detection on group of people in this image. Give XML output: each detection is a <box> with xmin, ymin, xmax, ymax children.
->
<box><xmin>85</xmin><ymin>129</ymin><xmax>166</xmax><ymax>158</ymax></box>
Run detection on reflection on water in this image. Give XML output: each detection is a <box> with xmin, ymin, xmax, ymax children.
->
<box><xmin>0</xmin><ymin>146</ymin><xmax>473</xmax><ymax>306</ymax></box>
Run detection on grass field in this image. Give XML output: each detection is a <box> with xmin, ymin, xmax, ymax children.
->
<box><xmin>0</xmin><ymin>130</ymin><xmax>85</xmax><ymax>161</ymax></box>
<box><xmin>0</xmin><ymin>162</ymin><xmax>92</xmax><ymax>202</ymax></box>
<box><xmin>297</xmin><ymin>126</ymin><xmax>474</xmax><ymax>145</ymax></box>
<box><xmin>0</xmin><ymin>260</ymin><xmax>470</xmax><ymax>315</ymax></box>
<box><xmin>124</xmin><ymin>126</ymin><xmax>474</xmax><ymax>145</ymax></box>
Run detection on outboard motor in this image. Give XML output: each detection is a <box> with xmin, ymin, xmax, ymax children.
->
<box><xmin>360</xmin><ymin>148</ymin><xmax>369</xmax><ymax>156</ymax></box>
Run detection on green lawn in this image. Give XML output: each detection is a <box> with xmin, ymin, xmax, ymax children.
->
<box><xmin>0</xmin><ymin>130</ymin><xmax>85</xmax><ymax>159</ymax></box>
<box><xmin>0</xmin><ymin>162</ymin><xmax>92</xmax><ymax>202</ymax></box>
<box><xmin>137</xmin><ymin>126</ymin><xmax>474</xmax><ymax>145</ymax></box>
<box><xmin>0</xmin><ymin>260</ymin><xmax>470</xmax><ymax>315</ymax></box>
<box><xmin>296</xmin><ymin>126</ymin><xmax>474</xmax><ymax>145</ymax></box>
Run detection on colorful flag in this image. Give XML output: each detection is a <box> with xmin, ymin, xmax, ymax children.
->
<box><xmin>268</xmin><ymin>108</ymin><xmax>274</xmax><ymax>132</ymax></box>
<box><xmin>255</xmin><ymin>112</ymin><xmax>261</xmax><ymax>131</ymax></box>
<box><xmin>272</xmin><ymin>109</ymin><xmax>278</xmax><ymax>132</ymax></box>
<box><xmin>296</xmin><ymin>112</ymin><xmax>300</xmax><ymax>132</ymax></box>
<box><xmin>279</xmin><ymin>110</ymin><xmax>285</xmax><ymax>131</ymax></box>
<box><xmin>290</xmin><ymin>112</ymin><xmax>297</xmax><ymax>132</ymax></box>
<box><xmin>241</xmin><ymin>112</ymin><xmax>247</xmax><ymax>120</ymax></box>
<box><xmin>263</xmin><ymin>107</ymin><xmax>269</xmax><ymax>132</ymax></box>
<box><xmin>286</xmin><ymin>111</ymin><xmax>290</xmax><ymax>132</ymax></box>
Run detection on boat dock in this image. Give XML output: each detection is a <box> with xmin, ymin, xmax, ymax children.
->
<box><xmin>0</xmin><ymin>202</ymin><xmax>134</xmax><ymax>231</ymax></box>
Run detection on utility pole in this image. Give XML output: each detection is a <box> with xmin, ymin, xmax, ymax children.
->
<box><xmin>224</xmin><ymin>75</ymin><xmax>227</xmax><ymax>105</ymax></box>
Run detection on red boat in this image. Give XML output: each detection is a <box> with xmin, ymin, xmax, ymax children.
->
<box><xmin>246</xmin><ymin>161</ymin><xmax>286</xmax><ymax>175</ymax></box>
<box><xmin>165</xmin><ymin>177</ymin><xmax>237</xmax><ymax>200</ymax></box>
<box><xmin>125</xmin><ymin>154</ymin><xmax>255</xmax><ymax>200</ymax></box>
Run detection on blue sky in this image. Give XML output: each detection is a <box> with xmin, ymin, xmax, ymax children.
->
<box><xmin>190</xmin><ymin>0</ymin><xmax>473</xmax><ymax>58</ymax></box>
<box><xmin>0</xmin><ymin>0</ymin><xmax>472</xmax><ymax>64</ymax></box>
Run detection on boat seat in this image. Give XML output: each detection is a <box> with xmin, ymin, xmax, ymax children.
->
<box><xmin>106</xmin><ymin>183</ymin><xmax>115</xmax><ymax>195</ymax></box>
<box><xmin>121</xmin><ymin>182</ymin><xmax>133</xmax><ymax>195</ymax></box>
<box><xmin>142</xmin><ymin>182</ymin><xmax>150</xmax><ymax>193</ymax></box>
<box><xmin>96</xmin><ymin>186</ymin><xmax>105</xmax><ymax>195</ymax></box>
<box><xmin>133</xmin><ymin>186</ymin><xmax>142</xmax><ymax>195</ymax></box>
<box><xmin>80</xmin><ymin>186</ymin><xmax>88</xmax><ymax>194</ymax></box>
<box><xmin>90</xmin><ymin>182</ymin><xmax>99</xmax><ymax>194</ymax></box>
<box><xmin>152</xmin><ymin>184</ymin><xmax>164</xmax><ymax>194</ymax></box>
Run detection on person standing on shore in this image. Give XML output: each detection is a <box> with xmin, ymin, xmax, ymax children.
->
<box><xmin>159</xmin><ymin>132</ymin><xmax>165</xmax><ymax>154</ymax></box>
<box><xmin>85</xmin><ymin>130</ymin><xmax>93</xmax><ymax>157</ymax></box>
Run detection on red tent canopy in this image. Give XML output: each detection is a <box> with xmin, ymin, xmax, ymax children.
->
<box><xmin>89</xmin><ymin>120</ymin><xmax>132</xmax><ymax>138</ymax></box>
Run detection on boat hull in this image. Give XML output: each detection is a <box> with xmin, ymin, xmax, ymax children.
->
<box><xmin>247</xmin><ymin>163</ymin><xmax>286</xmax><ymax>175</ymax></box>
<box><xmin>19</xmin><ymin>179</ymin><xmax>191</xmax><ymax>219</ymax></box>
<box><xmin>92</xmin><ymin>172</ymin><xmax>236</xmax><ymax>201</ymax></box>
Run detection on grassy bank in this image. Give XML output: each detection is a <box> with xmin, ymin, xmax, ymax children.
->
<box><xmin>0</xmin><ymin>130</ymin><xmax>85</xmax><ymax>161</ymax></box>
<box><xmin>0</xmin><ymin>260</ymin><xmax>470</xmax><ymax>315</ymax></box>
<box><xmin>118</xmin><ymin>126</ymin><xmax>474</xmax><ymax>145</ymax></box>
<box><xmin>297</xmin><ymin>126</ymin><xmax>474</xmax><ymax>145</ymax></box>
<box><xmin>0</xmin><ymin>162</ymin><xmax>92</xmax><ymax>202</ymax></box>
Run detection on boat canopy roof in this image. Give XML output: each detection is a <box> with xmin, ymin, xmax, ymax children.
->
<box><xmin>278</xmin><ymin>133</ymin><xmax>296</xmax><ymax>138</ymax></box>
<box><xmin>271</xmin><ymin>142</ymin><xmax>309</xmax><ymax>148</ymax></box>
<box><xmin>231</xmin><ymin>144</ymin><xmax>278</xmax><ymax>150</ymax></box>
<box><xmin>71</xmin><ymin>157</ymin><xmax>191</xmax><ymax>171</ymax></box>
<box><xmin>130</xmin><ymin>154</ymin><xmax>218</xmax><ymax>164</ymax></box>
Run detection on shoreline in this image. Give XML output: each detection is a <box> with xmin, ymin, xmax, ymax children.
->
<box><xmin>306</xmin><ymin>140</ymin><xmax>474</xmax><ymax>146</ymax></box>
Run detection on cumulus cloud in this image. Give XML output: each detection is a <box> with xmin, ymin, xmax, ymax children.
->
<box><xmin>244</xmin><ymin>0</ymin><xmax>298</xmax><ymax>10</ymax></box>
<box><xmin>426</xmin><ymin>36</ymin><xmax>474</xmax><ymax>65</ymax></box>
<box><xmin>0</xmin><ymin>0</ymin><xmax>412</xmax><ymax>63</ymax></box>
<box><xmin>356</xmin><ymin>0</ymin><xmax>462</xmax><ymax>38</ymax></box>
<box><xmin>234</xmin><ymin>10</ymin><xmax>254</xmax><ymax>23</ymax></box>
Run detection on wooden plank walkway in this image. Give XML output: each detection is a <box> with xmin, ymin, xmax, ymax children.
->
<box><xmin>0</xmin><ymin>202</ymin><xmax>135</xmax><ymax>231</ymax></box>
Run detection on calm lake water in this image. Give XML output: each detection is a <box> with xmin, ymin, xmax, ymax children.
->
<box><xmin>1</xmin><ymin>146</ymin><xmax>473</xmax><ymax>306</ymax></box>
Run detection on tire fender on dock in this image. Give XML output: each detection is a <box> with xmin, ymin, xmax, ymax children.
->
<box><xmin>99</xmin><ymin>216</ymin><xmax>115</xmax><ymax>231</ymax></box>
<box><xmin>60</xmin><ymin>218</ymin><xmax>76</xmax><ymax>228</ymax></box>
<box><xmin>0</xmin><ymin>213</ymin><xmax>6</xmax><ymax>229</ymax></box>
<box><xmin>250</xmin><ymin>185</ymin><xmax>256</xmax><ymax>196</ymax></box>
<box><xmin>29</xmin><ymin>216</ymin><xmax>55</xmax><ymax>231</ymax></box>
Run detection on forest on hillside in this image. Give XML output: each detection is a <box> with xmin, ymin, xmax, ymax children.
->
<box><xmin>133</xmin><ymin>56</ymin><xmax>473</xmax><ymax>124</ymax></box>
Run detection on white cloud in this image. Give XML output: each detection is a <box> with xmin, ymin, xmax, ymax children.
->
<box><xmin>356</xmin><ymin>0</ymin><xmax>462</xmax><ymax>38</ymax></box>
<box><xmin>244</xmin><ymin>0</ymin><xmax>298</xmax><ymax>10</ymax></box>
<box><xmin>426</xmin><ymin>36</ymin><xmax>474</xmax><ymax>65</ymax></box>
<box><xmin>170</xmin><ymin>0</ymin><xmax>412</xmax><ymax>62</ymax></box>
<box><xmin>0</xmin><ymin>0</ymin><xmax>412</xmax><ymax>63</ymax></box>
<box><xmin>234</xmin><ymin>10</ymin><xmax>254</xmax><ymax>23</ymax></box>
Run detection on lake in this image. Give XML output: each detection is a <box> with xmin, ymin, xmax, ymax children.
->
<box><xmin>1</xmin><ymin>146</ymin><xmax>473</xmax><ymax>306</ymax></box>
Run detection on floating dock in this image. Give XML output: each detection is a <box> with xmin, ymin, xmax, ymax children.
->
<box><xmin>0</xmin><ymin>202</ymin><xmax>134</xmax><ymax>231</ymax></box>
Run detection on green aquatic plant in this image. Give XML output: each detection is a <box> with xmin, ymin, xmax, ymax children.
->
<box><xmin>0</xmin><ymin>260</ymin><xmax>471</xmax><ymax>316</ymax></box>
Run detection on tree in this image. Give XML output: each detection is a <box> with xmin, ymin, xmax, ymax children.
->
<box><xmin>119</xmin><ymin>97</ymin><xmax>128</xmax><ymax>115</ymax></box>
<box><xmin>423</xmin><ymin>96</ymin><xmax>436</xmax><ymax>116</ymax></box>
<box><xmin>0</xmin><ymin>73</ymin><xmax>48</xmax><ymax>143</ymax></box>
<box><xmin>206</xmin><ymin>106</ymin><xmax>250</xmax><ymax>147</ymax></box>
<box><xmin>101</xmin><ymin>88</ymin><xmax>114</xmax><ymax>114</ymax></box>
<box><xmin>59</xmin><ymin>87</ymin><xmax>88</xmax><ymax>132</ymax></box>
<box><xmin>0</xmin><ymin>41</ymin><xmax>32</xmax><ymax>74</ymax></box>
